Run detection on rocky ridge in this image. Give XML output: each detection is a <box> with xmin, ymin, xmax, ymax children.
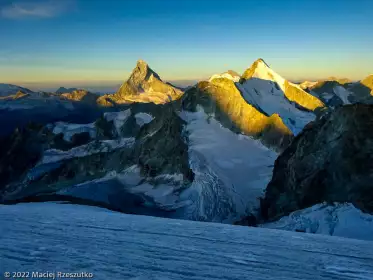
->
<box><xmin>261</xmin><ymin>104</ymin><xmax>373</xmax><ymax>221</ymax></box>
<box><xmin>97</xmin><ymin>60</ymin><xmax>184</xmax><ymax>106</ymax></box>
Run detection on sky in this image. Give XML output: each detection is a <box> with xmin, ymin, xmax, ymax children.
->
<box><xmin>0</xmin><ymin>0</ymin><xmax>372</xmax><ymax>91</ymax></box>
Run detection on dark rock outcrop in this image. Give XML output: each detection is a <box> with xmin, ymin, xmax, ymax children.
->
<box><xmin>56</xmin><ymin>87</ymin><xmax>78</xmax><ymax>94</ymax></box>
<box><xmin>261</xmin><ymin>104</ymin><xmax>373</xmax><ymax>221</ymax></box>
<box><xmin>133</xmin><ymin>104</ymin><xmax>193</xmax><ymax>183</ymax></box>
<box><xmin>0</xmin><ymin>123</ymin><xmax>96</xmax><ymax>191</ymax></box>
<box><xmin>0</xmin><ymin>123</ymin><xmax>45</xmax><ymax>189</ymax></box>
<box><xmin>0</xmin><ymin>101</ymin><xmax>194</xmax><ymax>205</ymax></box>
<box><xmin>60</xmin><ymin>90</ymin><xmax>98</xmax><ymax>104</ymax></box>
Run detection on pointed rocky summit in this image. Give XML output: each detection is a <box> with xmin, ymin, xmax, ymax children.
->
<box><xmin>97</xmin><ymin>60</ymin><xmax>183</xmax><ymax>106</ymax></box>
<box><xmin>240</xmin><ymin>58</ymin><xmax>324</xmax><ymax>112</ymax></box>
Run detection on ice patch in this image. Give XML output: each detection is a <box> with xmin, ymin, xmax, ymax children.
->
<box><xmin>135</xmin><ymin>112</ymin><xmax>154</xmax><ymax>127</ymax></box>
<box><xmin>333</xmin><ymin>86</ymin><xmax>352</xmax><ymax>104</ymax></box>
<box><xmin>179</xmin><ymin>108</ymin><xmax>277</xmax><ymax>222</ymax></box>
<box><xmin>104</xmin><ymin>109</ymin><xmax>132</xmax><ymax>134</ymax></box>
<box><xmin>39</xmin><ymin>138</ymin><xmax>135</xmax><ymax>165</ymax></box>
<box><xmin>262</xmin><ymin>202</ymin><xmax>373</xmax><ymax>241</ymax></box>
<box><xmin>51</xmin><ymin>122</ymin><xmax>96</xmax><ymax>142</ymax></box>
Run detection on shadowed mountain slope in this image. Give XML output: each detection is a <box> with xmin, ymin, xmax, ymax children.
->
<box><xmin>261</xmin><ymin>104</ymin><xmax>373</xmax><ymax>221</ymax></box>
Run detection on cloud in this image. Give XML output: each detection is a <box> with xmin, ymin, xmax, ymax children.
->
<box><xmin>1</xmin><ymin>0</ymin><xmax>75</xmax><ymax>19</ymax></box>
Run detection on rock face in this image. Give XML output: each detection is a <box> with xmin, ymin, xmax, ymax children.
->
<box><xmin>0</xmin><ymin>122</ymin><xmax>96</xmax><ymax>192</ymax></box>
<box><xmin>261</xmin><ymin>104</ymin><xmax>373</xmax><ymax>221</ymax></box>
<box><xmin>97</xmin><ymin>60</ymin><xmax>184</xmax><ymax>106</ymax></box>
<box><xmin>0</xmin><ymin>58</ymin><xmax>338</xmax><ymax>224</ymax></box>
<box><xmin>306</xmin><ymin>80</ymin><xmax>351</xmax><ymax>107</ymax></box>
<box><xmin>132</xmin><ymin>104</ymin><xmax>193</xmax><ymax>182</ymax></box>
<box><xmin>0</xmin><ymin>102</ymin><xmax>196</xmax><ymax>218</ymax></box>
<box><xmin>56</xmin><ymin>87</ymin><xmax>78</xmax><ymax>94</ymax></box>
<box><xmin>352</xmin><ymin>75</ymin><xmax>373</xmax><ymax>103</ymax></box>
<box><xmin>60</xmin><ymin>89</ymin><xmax>99</xmax><ymax>104</ymax></box>
<box><xmin>182</xmin><ymin>78</ymin><xmax>293</xmax><ymax>151</ymax></box>
<box><xmin>301</xmin><ymin>75</ymin><xmax>373</xmax><ymax>106</ymax></box>
<box><xmin>361</xmin><ymin>75</ymin><xmax>373</xmax><ymax>92</ymax></box>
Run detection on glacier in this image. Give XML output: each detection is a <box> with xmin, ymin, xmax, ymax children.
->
<box><xmin>262</xmin><ymin>202</ymin><xmax>373</xmax><ymax>241</ymax></box>
<box><xmin>179</xmin><ymin>108</ymin><xmax>277</xmax><ymax>222</ymax></box>
<box><xmin>49</xmin><ymin>122</ymin><xmax>97</xmax><ymax>142</ymax></box>
<box><xmin>1</xmin><ymin>202</ymin><xmax>373</xmax><ymax>280</ymax></box>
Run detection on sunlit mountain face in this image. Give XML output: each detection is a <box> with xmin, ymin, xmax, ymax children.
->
<box><xmin>1</xmin><ymin>56</ymin><xmax>372</xmax><ymax>231</ymax></box>
<box><xmin>1</xmin><ymin>1</ymin><xmax>373</xmax><ymax>277</ymax></box>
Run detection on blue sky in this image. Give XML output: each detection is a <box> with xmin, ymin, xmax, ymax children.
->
<box><xmin>0</xmin><ymin>0</ymin><xmax>372</xmax><ymax>90</ymax></box>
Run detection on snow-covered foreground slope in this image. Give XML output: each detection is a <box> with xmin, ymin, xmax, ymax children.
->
<box><xmin>262</xmin><ymin>203</ymin><xmax>373</xmax><ymax>241</ymax></box>
<box><xmin>1</xmin><ymin>203</ymin><xmax>373</xmax><ymax>280</ymax></box>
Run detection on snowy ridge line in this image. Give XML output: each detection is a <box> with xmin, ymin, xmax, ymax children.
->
<box><xmin>1</xmin><ymin>202</ymin><xmax>373</xmax><ymax>280</ymax></box>
<box><xmin>237</xmin><ymin>79</ymin><xmax>315</xmax><ymax>135</ymax></box>
<box><xmin>38</xmin><ymin>138</ymin><xmax>135</xmax><ymax>165</ymax></box>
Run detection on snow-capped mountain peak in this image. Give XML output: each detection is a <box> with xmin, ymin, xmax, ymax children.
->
<box><xmin>209</xmin><ymin>70</ymin><xmax>241</xmax><ymax>83</ymax></box>
<box><xmin>241</xmin><ymin>58</ymin><xmax>286</xmax><ymax>90</ymax></box>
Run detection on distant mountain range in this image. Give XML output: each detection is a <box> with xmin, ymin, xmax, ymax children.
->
<box><xmin>0</xmin><ymin>59</ymin><xmax>372</xmax><ymax>240</ymax></box>
<box><xmin>55</xmin><ymin>87</ymin><xmax>79</xmax><ymax>94</ymax></box>
<box><xmin>0</xmin><ymin>84</ymin><xmax>34</xmax><ymax>98</ymax></box>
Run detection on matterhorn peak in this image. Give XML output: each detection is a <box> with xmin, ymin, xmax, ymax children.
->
<box><xmin>137</xmin><ymin>59</ymin><xmax>147</xmax><ymax>65</ymax></box>
<box><xmin>129</xmin><ymin>59</ymin><xmax>161</xmax><ymax>83</ymax></box>
<box><xmin>97</xmin><ymin>60</ymin><xmax>183</xmax><ymax>105</ymax></box>
<box><xmin>136</xmin><ymin>59</ymin><xmax>149</xmax><ymax>71</ymax></box>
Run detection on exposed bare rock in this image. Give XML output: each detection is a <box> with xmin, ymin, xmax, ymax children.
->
<box><xmin>60</xmin><ymin>89</ymin><xmax>99</xmax><ymax>104</ymax></box>
<box><xmin>261</xmin><ymin>104</ymin><xmax>373</xmax><ymax>221</ymax></box>
<box><xmin>181</xmin><ymin>78</ymin><xmax>293</xmax><ymax>151</ymax></box>
<box><xmin>97</xmin><ymin>60</ymin><xmax>183</xmax><ymax>106</ymax></box>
